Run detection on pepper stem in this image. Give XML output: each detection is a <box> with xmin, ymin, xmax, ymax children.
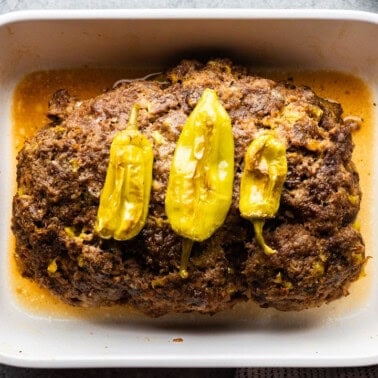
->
<box><xmin>179</xmin><ymin>238</ymin><xmax>194</xmax><ymax>279</ymax></box>
<box><xmin>127</xmin><ymin>104</ymin><xmax>140</xmax><ymax>130</ymax></box>
<box><xmin>253</xmin><ymin>219</ymin><xmax>276</xmax><ymax>255</ymax></box>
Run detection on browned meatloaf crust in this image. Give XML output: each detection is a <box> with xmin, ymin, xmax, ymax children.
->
<box><xmin>12</xmin><ymin>59</ymin><xmax>366</xmax><ymax>317</ymax></box>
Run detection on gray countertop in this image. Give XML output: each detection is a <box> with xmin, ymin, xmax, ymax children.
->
<box><xmin>0</xmin><ymin>0</ymin><xmax>377</xmax><ymax>12</ymax></box>
<box><xmin>1</xmin><ymin>1</ymin><xmax>376</xmax><ymax>377</ymax></box>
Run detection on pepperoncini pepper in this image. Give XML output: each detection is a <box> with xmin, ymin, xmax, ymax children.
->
<box><xmin>95</xmin><ymin>105</ymin><xmax>153</xmax><ymax>240</ymax></box>
<box><xmin>165</xmin><ymin>88</ymin><xmax>234</xmax><ymax>278</ymax></box>
<box><xmin>239</xmin><ymin>131</ymin><xmax>287</xmax><ymax>255</ymax></box>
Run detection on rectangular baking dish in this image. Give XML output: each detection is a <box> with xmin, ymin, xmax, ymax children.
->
<box><xmin>0</xmin><ymin>9</ymin><xmax>377</xmax><ymax>368</ymax></box>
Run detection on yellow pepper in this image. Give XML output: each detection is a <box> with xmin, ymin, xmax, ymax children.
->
<box><xmin>239</xmin><ymin>131</ymin><xmax>287</xmax><ymax>255</ymax></box>
<box><xmin>165</xmin><ymin>88</ymin><xmax>234</xmax><ymax>278</ymax></box>
<box><xmin>95</xmin><ymin>105</ymin><xmax>153</xmax><ymax>240</ymax></box>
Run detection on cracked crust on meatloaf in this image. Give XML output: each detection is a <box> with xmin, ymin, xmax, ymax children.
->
<box><xmin>12</xmin><ymin>59</ymin><xmax>365</xmax><ymax>317</ymax></box>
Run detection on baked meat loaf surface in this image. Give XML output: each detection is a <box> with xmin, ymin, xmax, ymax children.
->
<box><xmin>12</xmin><ymin>59</ymin><xmax>365</xmax><ymax>317</ymax></box>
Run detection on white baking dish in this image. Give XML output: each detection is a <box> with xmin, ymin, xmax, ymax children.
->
<box><xmin>0</xmin><ymin>9</ymin><xmax>377</xmax><ymax>368</ymax></box>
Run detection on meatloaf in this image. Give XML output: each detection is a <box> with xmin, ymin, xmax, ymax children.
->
<box><xmin>12</xmin><ymin>59</ymin><xmax>366</xmax><ymax>317</ymax></box>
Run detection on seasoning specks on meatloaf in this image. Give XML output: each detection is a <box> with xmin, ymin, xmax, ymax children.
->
<box><xmin>12</xmin><ymin>59</ymin><xmax>365</xmax><ymax>317</ymax></box>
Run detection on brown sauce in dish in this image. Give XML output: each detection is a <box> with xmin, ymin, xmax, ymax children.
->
<box><xmin>11</xmin><ymin>68</ymin><xmax>375</xmax><ymax>319</ymax></box>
